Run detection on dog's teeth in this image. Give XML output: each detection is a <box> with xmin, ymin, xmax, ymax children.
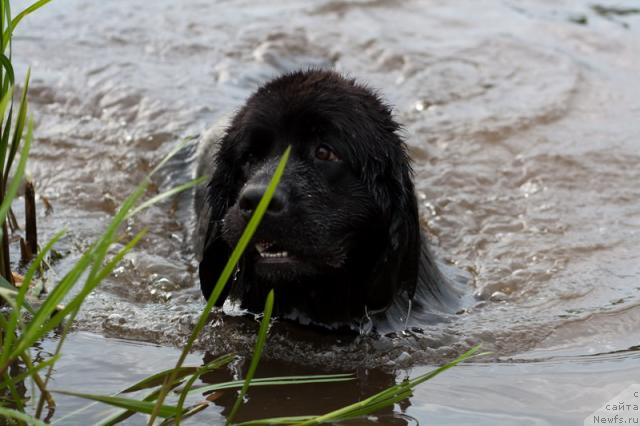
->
<box><xmin>259</xmin><ymin>251</ymin><xmax>289</xmax><ymax>259</ymax></box>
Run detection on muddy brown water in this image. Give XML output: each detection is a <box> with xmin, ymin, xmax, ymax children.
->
<box><xmin>8</xmin><ymin>0</ymin><xmax>640</xmax><ymax>424</ymax></box>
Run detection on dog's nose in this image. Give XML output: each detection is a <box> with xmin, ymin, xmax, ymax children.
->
<box><xmin>238</xmin><ymin>184</ymin><xmax>287</xmax><ymax>217</ymax></box>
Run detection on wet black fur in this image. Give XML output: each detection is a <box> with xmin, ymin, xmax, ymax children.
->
<box><xmin>196</xmin><ymin>69</ymin><xmax>456</xmax><ymax>329</ymax></box>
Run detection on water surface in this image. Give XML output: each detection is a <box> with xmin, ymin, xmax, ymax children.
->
<box><xmin>10</xmin><ymin>0</ymin><xmax>640</xmax><ymax>424</ymax></box>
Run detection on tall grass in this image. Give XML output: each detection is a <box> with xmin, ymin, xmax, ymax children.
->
<box><xmin>0</xmin><ymin>135</ymin><xmax>208</xmax><ymax>424</ymax></box>
<box><xmin>0</xmin><ymin>0</ymin><xmax>52</xmax><ymax>286</ymax></box>
<box><xmin>0</xmin><ymin>1</ymin><xmax>482</xmax><ymax>425</ymax></box>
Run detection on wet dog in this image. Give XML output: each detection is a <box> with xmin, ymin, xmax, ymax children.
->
<box><xmin>195</xmin><ymin>70</ymin><xmax>459</xmax><ymax>330</ymax></box>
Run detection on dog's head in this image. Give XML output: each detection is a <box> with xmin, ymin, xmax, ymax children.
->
<box><xmin>199</xmin><ymin>70</ymin><xmax>421</xmax><ymax>325</ymax></box>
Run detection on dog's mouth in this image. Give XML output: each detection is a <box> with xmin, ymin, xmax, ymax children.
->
<box><xmin>254</xmin><ymin>240</ymin><xmax>294</xmax><ymax>263</ymax></box>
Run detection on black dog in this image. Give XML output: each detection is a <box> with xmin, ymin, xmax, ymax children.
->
<box><xmin>195</xmin><ymin>70</ymin><xmax>459</xmax><ymax>330</ymax></box>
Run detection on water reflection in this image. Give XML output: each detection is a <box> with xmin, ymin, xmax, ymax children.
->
<box><xmin>199</xmin><ymin>354</ymin><xmax>413</xmax><ymax>425</ymax></box>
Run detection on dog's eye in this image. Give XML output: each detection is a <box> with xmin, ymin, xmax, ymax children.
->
<box><xmin>315</xmin><ymin>144</ymin><xmax>340</xmax><ymax>162</ymax></box>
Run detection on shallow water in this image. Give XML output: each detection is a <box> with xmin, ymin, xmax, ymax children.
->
<box><xmin>9</xmin><ymin>0</ymin><xmax>640</xmax><ymax>424</ymax></box>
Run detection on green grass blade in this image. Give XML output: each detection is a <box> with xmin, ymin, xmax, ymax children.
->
<box><xmin>80</xmin><ymin>138</ymin><xmax>191</xmax><ymax>292</ymax></box>
<box><xmin>159</xmin><ymin>402</ymin><xmax>209</xmax><ymax>426</ymax></box>
<box><xmin>0</xmin><ymin>107</ymin><xmax>13</xmax><ymax>184</ymax></box>
<box><xmin>1</xmin><ymin>370</ymin><xmax>24</xmax><ymax>411</ymax></box>
<box><xmin>0</xmin><ymin>58</ymin><xmax>15</xmax><ymax>98</ymax></box>
<box><xmin>0</xmin><ymin>310</ymin><xmax>9</xmax><ymax>329</ymax></box>
<box><xmin>32</xmin><ymin>143</ymin><xmax>199</xmax><ymax>417</ymax></box>
<box><xmin>0</xmin><ymin>0</ymin><xmax>4</xmax><ymax>51</ymax></box>
<box><xmin>171</xmin><ymin>354</ymin><xmax>235</xmax><ymax>425</ymax></box>
<box><xmin>8</xmin><ymin>244</ymin><xmax>98</xmax><ymax>360</ymax></box>
<box><xmin>202</xmin><ymin>146</ymin><xmax>290</xmax><ymax>312</ymax></box>
<box><xmin>0</xmin><ymin>52</ymin><xmax>13</xmax><ymax>86</ymax></box>
<box><xmin>291</xmin><ymin>346</ymin><xmax>483</xmax><ymax>426</ymax></box>
<box><xmin>0</xmin><ymin>230</ymin><xmax>64</xmax><ymax>364</ymax></box>
<box><xmin>149</xmin><ymin>136</ymin><xmax>194</xmax><ymax>177</ymax></box>
<box><xmin>1</xmin><ymin>0</ymin><xmax>11</xmax><ymax>53</ymax></box>
<box><xmin>0</xmin><ymin>407</ymin><xmax>47</xmax><ymax>426</ymax></box>
<box><xmin>0</xmin><ymin>276</ymin><xmax>18</xmax><ymax>305</ymax></box>
<box><xmin>20</xmin><ymin>229</ymin><xmax>64</xmax><ymax>293</ymax></box>
<box><xmin>48</xmin><ymin>166</ymin><xmax>198</xmax><ymax>328</ymax></box>
<box><xmin>338</xmin><ymin>391</ymin><xmax>412</xmax><ymax>420</ymax></box>
<box><xmin>235</xmin><ymin>416</ymin><xmax>317</xmax><ymax>426</ymax></box>
<box><xmin>3</xmin><ymin>67</ymin><xmax>29</xmax><ymax>183</ymax></box>
<box><xmin>37</xmin><ymin>229</ymin><xmax>146</xmax><ymax>350</ymax></box>
<box><xmin>52</xmin><ymin>401</ymin><xmax>101</xmax><ymax>425</ymax></box>
<box><xmin>407</xmin><ymin>346</ymin><xmax>484</xmax><ymax>388</ymax></box>
<box><xmin>67</xmin><ymin>377</ymin><xmax>188</xmax><ymax>426</ymax></box>
<box><xmin>148</xmin><ymin>146</ymin><xmax>291</xmax><ymax>425</ymax></box>
<box><xmin>226</xmin><ymin>289</ymin><xmax>274</xmax><ymax>426</ymax></box>
<box><xmin>52</xmin><ymin>390</ymin><xmax>182</xmax><ymax>418</ymax></box>
<box><xmin>172</xmin><ymin>381</ymin><xmax>205</xmax><ymax>426</ymax></box>
<box><xmin>121</xmin><ymin>367</ymin><xmax>198</xmax><ymax>394</ymax></box>
<box><xmin>0</xmin><ymin>113</ymin><xmax>30</xmax><ymax>232</ymax></box>
<box><xmin>97</xmin><ymin>382</ymin><xmax>184</xmax><ymax>426</ymax></box>
<box><xmin>0</xmin><ymin>280</ymin><xmax>33</xmax><ymax>314</ymax></box>
<box><xmin>0</xmin><ymin>75</ymin><xmax>11</xmax><ymax>117</ymax></box>
<box><xmin>0</xmin><ymin>53</ymin><xmax>15</xmax><ymax>109</ymax></box>
<box><xmin>7</xmin><ymin>230</ymin><xmax>136</xmax><ymax>360</ymax></box>
<box><xmin>242</xmin><ymin>347</ymin><xmax>483</xmax><ymax>426</ymax></box>
<box><xmin>84</xmin><ymin>228</ymin><xmax>147</xmax><ymax>292</ymax></box>
<box><xmin>1</xmin><ymin>0</ymin><xmax>51</xmax><ymax>51</ymax></box>
<box><xmin>83</xmin><ymin>185</ymin><xmax>147</xmax><ymax>287</ymax></box>
<box><xmin>127</xmin><ymin>175</ymin><xmax>207</xmax><ymax>218</ymax></box>
<box><xmin>0</xmin><ymin>354</ymin><xmax>59</xmax><ymax>391</ymax></box>
<box><xmin>189</xmin><ymin>374</ymin><xmax>354</xmax><ymax>395</ymax></box>
<box><xmin>31</xmin><ymin>190</ymin><xmax>146</xmax><ymax>337</ymax></box>
<box><xmin>33</xmin><ymin>229</ymin><xmax>147</xmax><ymax>415</ymax></box>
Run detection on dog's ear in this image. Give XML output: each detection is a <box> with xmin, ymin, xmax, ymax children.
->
<box><xmin>365</xmin><ymin>150</ymin><xmax>421</xmax><ymax>312</ymax></box>
<box><xmin>198</xmin><ymin>134</ymin><xmax>242</xmax><ymax>306</ymax></box>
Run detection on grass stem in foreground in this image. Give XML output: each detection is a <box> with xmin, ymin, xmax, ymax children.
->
<box><xmin>147</xmin><ymin>146</ymin><xmax>291</xmax><ymax>425</ymax></box>
<box><xmin>225</xmin><ymin>289</ymin><xmax>274</xmax><ymax>426</ymax></box>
